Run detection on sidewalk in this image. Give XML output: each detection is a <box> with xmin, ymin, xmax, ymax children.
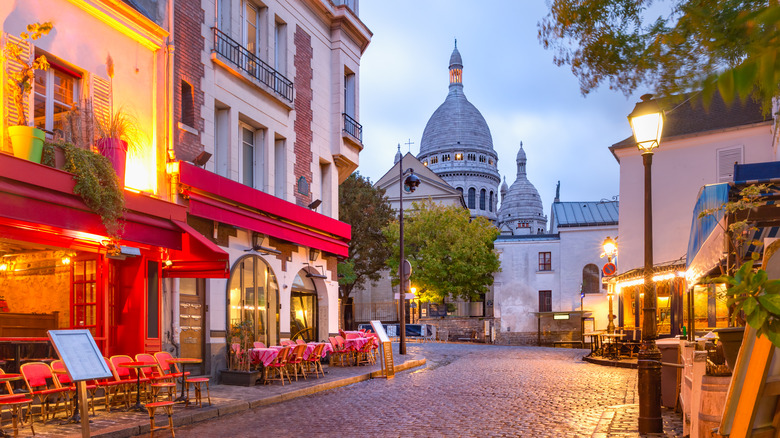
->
<box><xmin>19</xmin><ymin>352</ymin><xmax>425</xmax><ymax>438</ymax></box>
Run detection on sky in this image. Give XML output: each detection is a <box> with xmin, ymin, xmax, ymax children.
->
<box><xmin>356</xmin><ymin>0</ymin><xmax>649</xmax><ymax>213</ymax></box>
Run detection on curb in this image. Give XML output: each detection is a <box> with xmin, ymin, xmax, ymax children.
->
<box><xmin>582</xmin><ymin>355</ymin><xmax>638</xmax><ymax>369</ymax></box>
<box><xmin>78</xmin><ymin>357</ymin><xmax>426</xmax><ymax>438</ymax></box>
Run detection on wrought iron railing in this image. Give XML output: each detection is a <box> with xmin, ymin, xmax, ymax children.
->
<box><xmin>343</xmin><ymin>113</ymin><xmax>362</xmax><ymax>142</ymax></box>
<box><xmin>212</xmin><ymin>27</ymin><xmax>293</xmax><ymax>103</ymax></box>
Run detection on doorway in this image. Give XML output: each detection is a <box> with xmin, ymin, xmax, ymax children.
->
<box><xmin>290</xmin><ymin>271</ymin><xmax>318</xmax><ymax>342</ymax></box>
<box><xmin>179</xmin><ymin>278</ymin><xmax>205</xmax><ymax>374</ymax></box>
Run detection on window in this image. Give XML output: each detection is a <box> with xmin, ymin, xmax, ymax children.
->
<box><xmin>242</xmin><ymin>1</ymin><xmax>262</xmax><ymax>56</ymax></box>
<box><xmin>479</xmin><ymin>155</ymin><xmax>486</xmax><ymax>163</ymax></box>
<box><xmin>34</xmin><ymin>63</ymin><xmax>79</xmax><ymax>132</ymax></box>
<box><xmin>468</xmin><ymin>188</ymin><xmax>476</xmax><ymax>209</ymax></box>
<box><xmin>228</xmin><ymin>255</ymin><xmax>280</xmax><ymax>346</ymax></box>
<box><xmin>442</xmin><ymin>154</ymin><xmax>451</xmax><ymax>162</ymax></box>
<box><xmin>320</xmin><ymin>161</ymin><xmax>332</xmax><ymax>216</ymax></box>
<box><xmin>489</xmin><ymin>159</ymin><xmax>494</xmax><ymax>165</ymax></box>
<box><xmin>430</xmin><ymin>156</ymin><xmax>438</xmax><ymax>164</ymax></box>
<box><xmin>539</xmin><ymin>252</ymin><xmax>552</xmax><ymax>271</ymax></box>
<box><xmin>479</xmin><ymin>189</ymin><xmax>486</xmax><ymax>210</ymax></box>
<box><xmin>274</xmin><ymin>137</ymin><xmax>286</xmax><ymax>198</ymax></box>
<box><xmin>582</xmin><ymin>264</ymin><xmax>600</xmax><ymax>294</ymax></box>
<box><xmin>240</xmin><ymin>124</ymin><xmax>265</xmax><ymax>188</ymax></box>
<box><xmin>539</xmin><ymin>290</ymin><xmax>552</xmax><ymax>312</ymax></box>
<box><xmin>215</xmin><ymin>105</ymin><xmax>230</xmax><ymax>177</ymax></box>
<box><xmin>489</xmin><ymin>191</ymin><xmax>494</xmax><ymax>212</ymax></box>
<box><xmin>147</xmin><ymin>261</ymin><xmax>160</xmax><ymax>338</ymax></box>
<box><xmin>717</xmin><ymin>146</ymin><xmax>744</xmax><ymax>183</ymax></box>
<box><xmin>467</xmin><ymin>153</ymin><xmax>476</xmax><ymax>161</ymax></box>
<box><xmin>455</xmin><ymin>153</ymin><xmax>463</xmax><ymax>160</ymax></box>
<box><xmin>274</xmin><ymin>18</ymin><xmax>287</xmax><ymax>75</ymax></box>
<box><xmin>456</xmin><ymin>187</ymin><xmax>463</xmax><ymax>196</ymax></box>
<box><xmin>181</xmin><ymin>80</ymin><xmax>194</xmax><ymax>127</ymax></box>
<box><xmin>344</xmin><ymin>71</ymin><xmax>356</xmax><ymax>117</ymax></box>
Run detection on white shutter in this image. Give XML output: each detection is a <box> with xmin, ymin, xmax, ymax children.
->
<box><xmin>2</xmin><ymin>33</ymin><xmax>32</xmax><ymax>152</ymax></box>
<box><xmin>717</xmin><ymin>146</ymin><xmax>744</xmax><ymax>183</ymax></box>
<box><xmin>91</xmin><ymin>74</ymin><xmax>111</xmax><ymax>130</ymax></box>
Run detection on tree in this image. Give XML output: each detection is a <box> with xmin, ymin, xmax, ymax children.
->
<box><xmin>384</xmin><ymin>200</ymin><xmax>501</xmax><ymax>303</ymax></box>
<box><xmin>338</xmin><ymin>173</ymin><xmax>394</xmax><ymax>326</ymax></box>
<box><xmin>538</xmin><ymin>0</ymin><xmax>780</xmax><ymax>112</ymax></box>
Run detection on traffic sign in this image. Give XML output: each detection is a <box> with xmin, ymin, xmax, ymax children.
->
<box><xmin>603</xmin><ymin>262</ymin><xmax>617</xmax><ymax>276</ymax></box>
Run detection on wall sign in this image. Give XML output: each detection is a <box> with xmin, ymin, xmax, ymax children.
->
<box><xmin>297</xmin><ymin>176</ymin><xmax>309</xmax><ymax>195</ymax></box>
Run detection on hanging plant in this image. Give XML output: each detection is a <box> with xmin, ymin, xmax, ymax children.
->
<box><xmin>61</xmin><ymin>142</ymin><xmax>125</xmax><ymax>240</ymax></box>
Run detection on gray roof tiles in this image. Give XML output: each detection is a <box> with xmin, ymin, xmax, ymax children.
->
<box><xmin>553</xmin><ymin>201</ymin><xmax>619</xmax><ymax>228</ymax></box>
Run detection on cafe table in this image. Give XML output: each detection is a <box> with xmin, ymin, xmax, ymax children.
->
<box><xmin>599</xmin><ymin>333</ymin><xmax>626</xmax><ymax>360</ymax></box>
<box><xmin>168</xmin><ymin>358</ymin><xmax>201</xmax><ymax>404</ymax></box>
<box><xmin>119</xmin><ymin>362</ymin><xmax>154</xmax><ymax>412</ymax></box>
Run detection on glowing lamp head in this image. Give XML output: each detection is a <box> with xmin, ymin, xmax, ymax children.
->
<box><xmin>628</xmin><ymin>94</ymin><xmax>664</xmax><ymax>154</ymax></box>
<box><xmin>602</xmin><ymin>236</ymin><xmax>617</xmax><ymax>260</ymax></box>
<box><xmin>61</xmin><ymin>256</ymin><xmax>71</xmax><ymax>265</ymax></box>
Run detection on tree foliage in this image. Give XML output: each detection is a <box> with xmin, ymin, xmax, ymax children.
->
<box><xmin>384</xmin><ymin>200</ymin><xmax>501</xmax><ymax>303</ymax></box>
<box><xmin>338</xmin><ymin>173</ymin><xmax>394</xmax><ymax>301</ymax></box>
<box><xmin>539</xmin><ymin>0</ymin><xmax>780</xmax><ymax>111</ymax></box>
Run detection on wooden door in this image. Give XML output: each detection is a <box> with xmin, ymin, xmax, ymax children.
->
<box><xmin>71</xmin><ymin>254</ymin><xmax>106</xmax><ymax>351</ymax></box>
<box><xmin>179</xmin><ymin>278</ymin><xmax>205</xmax><ymax>374</ymax></box>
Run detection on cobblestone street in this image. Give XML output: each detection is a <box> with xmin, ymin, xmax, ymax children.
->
<box><xmin>163</xmin><ymin>343</ymin><xmax>683</xmax><ymax>437</ymax></box>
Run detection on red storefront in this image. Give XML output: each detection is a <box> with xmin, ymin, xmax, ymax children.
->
<box><xmin>0</xmin><ymin>154</ymin><xmax>228</xmax><ymax>362</ymax></box>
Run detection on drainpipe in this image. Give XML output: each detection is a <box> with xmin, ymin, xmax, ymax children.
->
<box><xmin>166</xmin><ymin>0</ymin><xmax>177</xmax><ymax>199</ymax></box>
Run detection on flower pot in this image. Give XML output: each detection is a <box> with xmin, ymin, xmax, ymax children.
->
<box><xmin>219</xmin><ymin>369</ymin><xmax>263</xmax><ymax>386</ymax></box>
<box><xmin>97</xmin><ymin>138</ymin><xmax>127</xmax><ymax>187</ymax></box>
<box><xmin>714</xmin><ymin>326</ymin><xmax>746</xmax><ymax>372</ymax></box>
<box><xmin>8</xmin><ymin>126</ymin><xmax>45</xmax><ymax>163</ymax></box>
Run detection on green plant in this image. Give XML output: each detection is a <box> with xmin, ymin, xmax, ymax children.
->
<box><xmin>227</xmin><ymin>320</ymin><xmax>254</xmax><ymax>371</ymax></box>
<box><xmin>2</xmin><ymin>22</ymin><xmax>52</xmax><ymax>126</ymax></box>
<box><xmin>61</xmin><ymin>142</ymin><xmax>125</xmax><ymax>240</ymax></box>
<box><xmin>94</xmin><ymin>105</ymin><xmax>139</xmax><ymax>144</ymax></box>
<box><xmin>41</xmin><ymin>141</ymin><xmax>58</xmax><ymax>167</ymax></box>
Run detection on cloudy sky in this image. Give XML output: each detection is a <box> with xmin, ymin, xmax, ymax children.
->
<box><xmin>356</xmin><ymin>1</ymin><xmax>649</xmax><ymax>213</ymax></box>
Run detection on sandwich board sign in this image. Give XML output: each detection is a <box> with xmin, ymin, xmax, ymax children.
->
<box><xmin>48</xmin><ymin>329</ymin><xmax>113</xmax><ymax>437</ymax></box>
<box><xmin>371</xmin><ymin>320</ymin><xmax>394</xmax><ymax>378</ymax></box>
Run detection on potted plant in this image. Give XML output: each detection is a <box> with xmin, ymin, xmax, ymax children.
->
<box><xmin>700</xmin><ymin>184</ymin><xmax>780</xmax><ymax>369</ymax></box>
<box><xmin>2</xmin><ymin>22</ymin><xmax>53</xmax><ymax>163</ymax></box>
<box><xmin>220</xmin><ymin>320</ymin><xmax>263</xmax><ymax>386</ymax></box>
<box><xmin>94</xmin><ymin>56</ymin><xmax>138</xmax><ymax>187</ymax></box>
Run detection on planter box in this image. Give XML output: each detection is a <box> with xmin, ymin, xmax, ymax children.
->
<box><xmin>219</xmin><ymin>369</ymin><xmax>263</xmax><ymax>386</ymax></box>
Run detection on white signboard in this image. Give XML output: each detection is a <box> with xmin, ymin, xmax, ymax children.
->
<box><xmin>371</xmin><ymin>320</ymin><xmax>390</xmax><ymax>343</ymax></box>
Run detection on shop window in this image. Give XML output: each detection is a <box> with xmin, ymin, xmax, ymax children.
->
<box><xmin>539</xmin><ymin>290</ymin><xmax>552</xmax><ymax>312</ymax></box>
<box><xmin>228</xmin><ymin>255</ymin><xmax>280</xmax><ymax>346</ymax></box>
<box><xmin>582</xmin><ymin>264</ymin><xmax>600</xmax><ymax>293</ymax></box>
<box><xmin>539</xmin><ymin>252</ymin><xmax>552</xmax><ymax>271</ymax></box>
<box><xmin>34</xmin><ymin>61</ymin><xmax>80</xmax><ymax>132</ymax></box>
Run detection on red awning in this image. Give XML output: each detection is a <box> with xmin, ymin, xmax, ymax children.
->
<box><xmin>163</xmin><ymin>220</ymin><xmax>230</xmax><ymax>279</ymax></box>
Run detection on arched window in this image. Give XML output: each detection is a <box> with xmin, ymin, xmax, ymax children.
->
<box><xmin>228</xmin><ymin>255</ymin><xmax>280</xmax><ymax>346</ymax></box>
<box><xmin>290</xmin><ymin>271</ymin><xmax>318</xmax><ymax>342</ymax></box>
<box><xmin>582</xmin><ymin>264</ymin><xmax>600</xmax><ymax>294</ymax></box>
<box><xmin>489</xmin><ymin>191</ymin><xmax>494</xmax><ymax>212</ymax></box>
<box><xmin>479</xmin><ymin>189</ymin><xmax>486</xmax><ymax>210</ymax></box>
<box><xmin>468</xmin><ymin>188</ymin><xmax>476</xmax><ymax>209</ymax></box>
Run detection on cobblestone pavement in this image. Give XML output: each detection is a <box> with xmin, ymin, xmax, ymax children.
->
<box><xmin>160</xmin><ymin>343</ymin><xmax>684</xmax><ymax>437</ymax></box>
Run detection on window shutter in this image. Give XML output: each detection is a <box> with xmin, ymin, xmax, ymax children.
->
<box><xmin>2</xmin><ymin>33</ymin><xmax>32</xmax><ymax>152</ymax></box>
<box><xmin>91</xmin><ymin>74</ymin><xmax>111</xmax><ymax>131</ymax></box>
<box><xmin>717</xmin><ymin>146</ymin><xmax>743</xmax><ymax>183</ymax></box>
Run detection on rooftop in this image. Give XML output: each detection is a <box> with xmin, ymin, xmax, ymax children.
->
<box><xmin>552</xmin><ymin>201</ymin><xmax>619</xmax><ymax>228</ymax></box>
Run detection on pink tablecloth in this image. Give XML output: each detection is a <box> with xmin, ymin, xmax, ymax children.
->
<box><xmin>344</xmin><ymin>337</ymin><xmax>371</xmax><ymax>351</ymax></box>
<box><xmin>249</xmin><ymin>348</ymin><xmax>279</xmax><ymax>366</ymax></box>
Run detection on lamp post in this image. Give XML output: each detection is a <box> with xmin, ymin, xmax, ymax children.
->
<box><xmin>628</xmin><ymin>93</ymin><xmax>664</xmax><ymax>434</ymax></box>
<box><xmin>602</xmin><ymin>236</ymin><xmax>617</xmax><ymax>334</ymax></box>
<box><xmin>398</xmin><ymin>147</ymin><xmax>420</xmax><ymax>355</ymax></box>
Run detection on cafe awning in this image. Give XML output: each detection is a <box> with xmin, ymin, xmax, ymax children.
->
<box><xmin>685</xmin><ymin>183</ymin><xmax>729</xmax><ymax>284</ymax></box>
<box><xmin>163</xmin><ymin>220</ymin><xmax>230</xmax><ymax>279</ymax></box>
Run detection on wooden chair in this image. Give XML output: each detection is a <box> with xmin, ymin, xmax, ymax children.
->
<box><xmin>265</xmin><ymin>346</ymin><xmax>291</xmax><ymax>386</ymax></box>
<box><xmin>328</xmin><ymin>337</ymin><xmax>348</xmax><ymax>367</ymax></box>
<box><xmin>304</xmin><ymin>343</ymin><xmax>326</xmax><ymax>378</ymax></box>
<box><xmin>286</xmin><ymin>344</ymin><xmax>307</xmax><ymax>381</ymax></box>
<box><xmin>184</xmin><ymin>376</ymin><xmax>211</xmax><ymax>407</ymax></box>
<box><xmin>110</xmin><ymin>355</ymin><xmax>151</xmax><ymax>402</ymax></box>
<box><xmin>99</xmin><ymin>357</ymin><xmax>131</xmax><ymax>412</ymax></box>
<box><xmin>154</xmin><ymin>351</ymin><xmax>189</xmax><ymax>380</ymax></box>
<box><xmin>335</xmin><ymin>335</ymin><xmax>355</xmax><ymax>365</ymax></box>
<box><xmin>356</xmin><ymin>338</ymin><xmax>376</xmax><ymax>366</ymax></box>
<box><xmin>51</xmin><ymin>359</ymin><xmax>96</xmax><ymax>416</ymax></box>
<box><xmin>145</xmin><ymin>400</ymin><xmax>175</xmax><ymax>437</ymax></box>
<box><xmin>253</xmin><ymin>341</ymin><xmax>266</xmax><ymax>349</ymax></box>
<box><xmin>295</xmin><ymin>339</ymin><xmax>306</xmax><ymax>345</ymax></box>
<box><xmin>20</xmin><ymin>362</ymin><xmax>70</xmax><ymax>424</ymax></box>
<box><xmin>0</xmin><ymin>369</ymin><xmax>34</xmax><ymax>437</ymax></box>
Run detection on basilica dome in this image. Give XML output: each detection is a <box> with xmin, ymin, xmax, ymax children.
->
<box><xmin>498</xmin><ymin>143</ymin><xmax>547</xmax><ymax>235</ymax></box>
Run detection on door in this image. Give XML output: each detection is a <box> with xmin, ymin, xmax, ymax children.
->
<box><xmin>71</xmin><ymin>254</ymin><xmax>107</xmax><ymax>352</ymax></box>
<box><xmin>179</xmin><ymin>278</ymin><xmax>205</xmax><ymax>374</ymax></box>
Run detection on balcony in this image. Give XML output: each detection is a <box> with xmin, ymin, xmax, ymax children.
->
<box><xmin>343</xmin><ymin>113</ymin><xmax>362</xmax><ymax>142</ymax></box>
<box><xmin>212</xmin><ymin>27</ymin><xmax>293</xmax><ymax>103</ymax></box>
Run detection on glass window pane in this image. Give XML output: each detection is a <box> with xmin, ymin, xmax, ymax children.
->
<box><xmin>228</xmin><ymin>263</ymin><xmax>243</xmax><ymax>328</ymax></box>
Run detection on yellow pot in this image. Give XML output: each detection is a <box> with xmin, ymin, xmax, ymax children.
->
<box><xmin>8</xmin><ymin>126</ymin><xmax>45</xmax><ymax>163</ymax></box>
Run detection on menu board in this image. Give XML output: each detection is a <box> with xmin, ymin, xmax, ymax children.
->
<box><xmin>371</xmin><ymin>320</ymin><xmax>394</xmax><ymax>378</ymax></box>
<box><xmin>48</xmin><ymin>330</ymin><xmax>113</xmax><ymax>382</ymax></box>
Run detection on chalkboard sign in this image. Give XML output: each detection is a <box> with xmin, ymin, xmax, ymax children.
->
<box><xmin>48</xmin><ymin>330</ymin><xmax>113</xmax><ymax>382</ymax></box>
<box><xmin>371</xmin><ymin>320</ymin><xmax>394</xmax><ymax>378</ymax></box>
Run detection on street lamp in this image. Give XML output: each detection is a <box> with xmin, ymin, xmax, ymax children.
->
<box><xmin>602</xmin><ymin>236</ymin><xmax>618</xmax><ymax>334</ymax></box>
<box><xmin>398</xmin><ymin>145</ymin><xmax>420</xmax><ymax>355</ymax></box>
<box><xmin>628</xmin><ymin>93</ymin><xmax>664</xmax><ymax>434</ymax></box>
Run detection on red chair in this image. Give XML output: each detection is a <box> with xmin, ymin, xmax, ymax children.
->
<box><xmin>111</xmin><ymin>355</ymin><xmax>151</xmax><ymax>402</ymax></box>
<box><xmin>184</xmin><ymin>375</ymin><xmax>211</xmax><ymax>407</ymax></box>
<box><xmin>328</xmin><ymin>337</ymin><xmax>348</xmax><ymax>367</ymax></box>
<box><xmin>135</xmin><ymin>354</ymin><xmax>172</xmax><ymax>382</ymax></box>
<box><xmin>295</xmin><ymin>339</ymin><xmax>306</xmax><ymax>345</ymax></box>
<box><xmin>304</xmin><ymin>343</ymin><xmax>326</xmax><ymax>378</ymax></box>
<box><xmin>355</xmin><ymin>338</ymin><xmax>376</xmax><ymax>366</ymax></box>
<box><xmin>253</xmin><ymin>341</ymin><xmax>266</xmax><ymax>349</ymax></box>
<box><xmin>145</xmin><ymin>400</ymin><xmax>175</xmax><ymax>437</ymax></box>
<box><xmin>51</xmin><ymin>360</ymin><xmax>96</xmax><ymax>416</ymax></box>
<box><xmin>286</xmin><ymin>344</ymin><xmax>307</xmax><ymax>381</ymax></box>
<box><xmin>335</xmin><ymin>335</ymin><xmax>355</xmax><ymax>365</ymax></box>
<box><xmin>0</xmin><ymin>369</ymin><xmax>34</xmax><ymax>437</ymax></box>
<box><xmin>20</xmin><ymin>362</ymin><xmax>70</xmax><ymax>424</ymax></box>
<box><xmin>280</xmin><ymin>340</ymin><xmax>294</xmax><ymax>347</ymax></box>
<box><xmin>265</xmin><ymin>346</ymin><xmax>291</xmax><ymax>386</ymax></box>
<box><xmin>99</xmin><ymin>357</ymin><xmax>130</xmax><ymax>412</ymax></box>
<box><xmin>154</xmin><ymin>351</ymin><xmax>189</xmax><ymax>379</ymax></box>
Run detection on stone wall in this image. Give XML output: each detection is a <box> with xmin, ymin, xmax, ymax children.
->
<box><xmin>492</xmin><ymin>316</ymin><xmax>584</xmax><ymax>346</ymax></box>
<box><xmin>420</xmin><ymin>317</ymin><xmax>494</xmax><ymax>342</ymax></box>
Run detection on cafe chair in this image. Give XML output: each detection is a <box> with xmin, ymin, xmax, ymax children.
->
<box><xmin>230</xmin><ymin>343</ymin><xmax>247</xmax><ymax>371</ymax></box>
<box><xmin>0</xmin><ymin>369</ymin><xmax>34</xmax><ymax>437</ymax></box>
<box><xmin>265</xmin><ymin>346</ymin><xmax>291</xmax><ymax>386</ymax></box>
<box><xmin>294</xmin><ymin>339</ymin><xmax>306</xmax><ymax>345</ymax></box>
<box><xmin>136</xmin><ymin>354</ymin><xmax>173</xmax><ymax>383</ymax></box>
<box><xmin>355</xmin><ymin>338</ymin><xmax>376</xmax><ymax>366</ymax></box>
<box><xmin>20</xmin><ymin>362</ymin><xmax>70</xmax><ymax>424</ymax></box>
<box><xmin>110</xmin><ymin>355</ymin><xmax>152</xmax><ymax>402</ymax></box>
<box><xmin>328</xmin><ymin>337</ymin><xmax>347</xmax><ymax>367</ymax></box>
<box><xmin>280</xmin><ymin>340</ymin><xmax>294</xmax><ymax>347</ymax></box>
<box><xmin>287</xmin><ymin>344</ymin><xmax>307</xmax><ymax>381</ymax></box>
<box><xmin>184</xmin><ymin>376</ymin><xmax>211</xmax><ymax>408</ymax></box>
<box><xmin>51</xmin><ymin>359</ymin><xmax>97</xmax><ymax>416</ymax></box>
<box><xmin>154</xmin><ymin>352</ymin><xmax>189</xmax><ymax>380</ymax></box>
<box><xmin>335</xmin><ymin>336</ymin><xmax>355</xmax><ymax>365</ymax></box>
<box><xmin>145</xmin><ymin>399</ymin><xmax>175</xmax><ymax>438</ymax></box>
<box><xmin>253</xmin><ymin>341</ymin><xmax>266</xmax><ymax>349</ymax></box>
<box><xmin>100</xmin><ymin>357</ymin><xmax>131</xmax><ymax>412</ymax></box>
<box><xmin>304</xmin><ymin>343</ymin><xmax>325</xmax><ymax>378</ymax></box>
